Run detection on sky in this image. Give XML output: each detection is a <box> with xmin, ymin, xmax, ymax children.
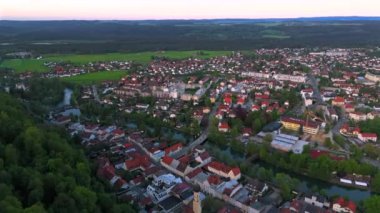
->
<box><xmin>0</xmin><ymin>0</ymin><xmax>380</xmax><ymax>20</ymax></box>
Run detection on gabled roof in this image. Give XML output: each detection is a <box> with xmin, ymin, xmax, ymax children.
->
<box><xmin>360</xmin><ymin>133</ymin><xmax>377</xmax><ymax>138</ymax></box>
<box><xmin>162</xmin><ymin>155</ymin><xmax>175</xmax><ymax>165</ymax></box>
<box><xmin>165</xmin><ymin>143</ymin><xmax>183</xmax><ymax>154</ymax></box>
<box><xmin>186</xmin><ymin>167</ymin><xmax>202</xmax><ymax>179</ymax></box>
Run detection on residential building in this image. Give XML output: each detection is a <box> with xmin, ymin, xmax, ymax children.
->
<box><xmin>206</xmin><ymin>161</ymin><xmax>241</xmax><ymax>180</ymax></box>
<box><xmin>358</xmin><ymin>133</ymin><xmax>378</xmax><ymax>142</ymax></box>
<box><xmin>333</xmin><ymin>197</ymin><xmax>356</xmax><ymax>213</ymax></box>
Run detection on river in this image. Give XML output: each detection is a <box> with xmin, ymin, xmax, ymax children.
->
<box><xmin>205</xmin><ymin>142</ymin><xmax>373</xmax><ymax>203</ymax></box>
<box><xmin>58</xmin><ymin>88</ymin><xmax>73</xmax><ymax>107</ymax></box>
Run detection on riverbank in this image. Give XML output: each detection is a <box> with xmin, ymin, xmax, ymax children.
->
<box><xmin>205</xmin><ymin>142</ymin><xmax>374</xmax><ymax>203</ymax></box>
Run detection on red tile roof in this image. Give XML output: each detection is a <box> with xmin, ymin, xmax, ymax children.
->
<box><xmin>165</xmin><ymin>143</ymin><xmax>183</xmax><ymax>155</ymax></box>
<box><xmin>334</xmin><ymin>96</ymin><xmax>345</xmax><ymax>103</ymax></box>
<box><xmin>334</xmin><ymin>197</ymin><xmax>356</xmax><ymax>213</ymax></box>
<box><xmin>218</xmin><ymin>122</ymin><xmax>229</xmax><ymax>130</ymax></box>
<box><xmin>208</xmin><ymin>175</ymin><xmax>221</xmax><ymax>185</ymax></box>
<box><xmin>162</xmin><ymin>155</ymin><xmax>174</xmax><ymax>165</ymax></box>
<box><xmin>186</xmin><ymin>167</ymin><xmax>202</xmax><ymax>179</ymax></box>
<box><xmin>360</xmin><ymin>133</ymin><xmax>377</xmax><ymax>138</ymax></box>
<box><xmin>207</xmin><ymin>161</ymin><xmax>240</xmax><ymax>176</ymax></box>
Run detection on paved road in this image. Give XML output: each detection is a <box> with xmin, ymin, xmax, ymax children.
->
<box><xmin>307</xmin><ymin>74</ymin><xmax>324</xmax><ymax>104</ymax></box>
<box><xmin>92</xmin><ymin>85</ymin><xmax>100</xmax><ymax>102</ymax></box>
<box><xmin>171</xmin><ymin>97</ymin><xmax>221</xmax><ymax>158</ymax></box>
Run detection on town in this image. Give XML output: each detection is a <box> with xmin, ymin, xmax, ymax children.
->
<box><xmin>1</xmin><ymin>47</ymin><xmax>380</xmax><ymax>213</ymax></box>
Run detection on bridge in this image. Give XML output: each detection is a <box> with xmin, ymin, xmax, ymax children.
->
<box><xmin>171</xmin><ymin>100</ymin><xmax>221</xmax><ymax>158</ymax></box>
<box><xmin>171</xmin><ymin>130</ymin><xmax>209</xmax><ymax>159</ymax></box>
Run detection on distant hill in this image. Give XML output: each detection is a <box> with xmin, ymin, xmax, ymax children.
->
<box><xmin>1</xmin><ymin>18</ymin><xmax>380</xmax><ymax>54</ymax></box>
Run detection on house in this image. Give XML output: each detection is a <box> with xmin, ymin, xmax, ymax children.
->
<box><xmin>246</xmin><ymin>179</ymin><xmax>268</xmax><ymax>197</ymax></box>
<box><xmin>349</xmin><ymin>112</ymin><xmax>367</xmax><ymax>122</ymax></box>
<box><xmin>261</xmin><ymin>100</ymin><xmax>270</xmax><ymax>109</ymax></box>
<box><xmin>303</xmin><ymin>121</ymin><xmax>320</xmax><ymax>135</ymax></box>
<box><xmin>344</xmin><ymin>104</ymin><xmax>355</xmax><ymax>113</ymax></box>
<box><xmin>301</xmin><ymin>88</ymin><xmax>314</xmax><ymax>98</ymax></box>
<box><xmin>124</xmin><ymin>154</ymin><xmax>152</xmax><ymax>171</ymax></box>
<box><xmin>326</xmin><ymin>107</ymin><xmax>339</xmax><ymax>121</ymax></box>
<box><xmin>332</xmin><ymin>96</ymin><xmax>345</xmax><ymax>106</ymax></box>
<box><xmin>251</xmin><ymin>104</ymin><xmax>260</xmax><ymax>112</ymax></box>
<box><xmin>358</xmin><ymin>133</ymin><xmax>377</xmax><ymax>142</ymax></box>
<box><xmin>206</xmin><ymin>161</ymin><xmax>241</xmax><ymax>180</ymax></box>
<box><xmin>218</xmin><ymin>122</ymin><xmax>230</xmax><ymax>133</ymax></box>
<box><xmin>304</xmin><ymin>98</ymin><xmax>313</xmax><ymax>107</ymax></box>
<box><xmin>333</xmin><ymin>197</ymin><xmax>356</xmax><ymax>213</ymax></box>
<box><xmin>223</xmin><ymin>94</ymin><xmax>232</xmax><ymax>106</ymax></box>
<box><xmin>339</xmin><ymin>124</ymin><xmax>360</xmax><ymax>136</ymax></box>
<box><xmin>242</xmin><ymin>128</ymin><xmax>253</xmax><ymax>137</ymax></box>
<box><xmin>280</xmin><ymin>117</ymin><xmax>303</xmax><ymax>132</ymax></box>
<box><xmin>111</xmin><ymin>129</ymin><xmax>125</xmax><ymax>141</ymax></box>
<box><xmin>147</xmin><ymin>174</ymin><xmax>182</xmax><ymax>203</ymax></box>
<box><xmin>165</xmin><ymin>143</ymin><xmax>183</xmax><ymax>156</ymax></box>
<box><xmin>237</xmin><ymin>97</ymin><xmax>245</xmax><ymax>105</ymax></box>
<box><xmin>195</xmin><ymin>151</ymin><xmax>212</xmax><ymax>165</ymax></box>
<box><xmin>304</xmin><ymin>193</ymin><xmax>330</xmax><ymax>208</ymax></box>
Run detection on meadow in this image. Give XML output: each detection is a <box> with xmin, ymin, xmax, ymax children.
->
<box><xmin>0</xmin><ymin>50</ymin><xmax>230</xmax><ymax>73</ymax></box>
<box><xmin>62</xmin><ymin>71</ymin><xmax>128</xmax><ymax>85</ymax></box>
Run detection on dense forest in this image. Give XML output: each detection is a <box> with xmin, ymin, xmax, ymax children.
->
<box><xmin>0</xmin><ymin>92</ymin><xmax>135</xmax><ymax>212</ymax></box>
<box><xmin>1</xmin><ymin>20</ymin><xmax>380</xmax><ymax>54</ymax></box>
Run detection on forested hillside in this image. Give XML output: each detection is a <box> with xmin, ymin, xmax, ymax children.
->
<box><xmin>1</xmin><ymin>20</ymin><xmax>380</xmax><ymax>54</ymax></box>
<box><xmin>0</xmin><ymin>92</ymin><xmax>135</xmax><ymax>212</ymax></box>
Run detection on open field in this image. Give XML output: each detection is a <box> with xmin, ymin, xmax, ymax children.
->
<box><xmin>0</xmin><ymin>50</ymin><xmax>230</xmax><ymax>73</ymax></box>
<box><xmin>260</xmin><ymin>30</ymin><xmax>290</xmax><ymax>39</ymax></box>
<box><xmin>0</xmin><ymin>59</ymin><xmax>49</xmax><ymax>73</ymax></box>
<box><xmin>62</xmin><ymin>71</ymin><xmax>128</xmax><ymax>85</ymax></box>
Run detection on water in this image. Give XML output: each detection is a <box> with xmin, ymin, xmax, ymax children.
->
<box><xmin>63</xmin><ymin>88</ymin><xmax>73</xmax><ymax>106</ymax></box>
<box><xmin>125</xmin><ymin>122</ymin><xmax>191</xmax><ymax>143</ymax></box>
<box><xmin>256</xmin><ymin>161</ymin><xmax>373</xmax><ymax>203</ymax></box>
<box><xmin>205</xmin><ymin>142</ymin><xmax>373</xmax><ymax>202</ymax></box>
<box><xmin>126</xmin><ymin>122</ymin><xmax>138</xmax><ymax>129</ymax></box>
<box><xmin>58</xmin><ymin>88</ymin><xmax>73</xmax><ymax>107</ymax></box>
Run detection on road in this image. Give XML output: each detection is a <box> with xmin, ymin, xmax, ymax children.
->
<box><xmin>307</xmin><ymin>74</ymin><xmax>323</xmax><ymax>104</ymax></box>
<box><xmin>171</xmin><ymin>97</ymin><xmax>221</xmax><ymax>158</ymax></box>
<box><xmin>92</xmin><ymin>85</ymin><xmax>100</xmax><ymax>102</ymax></box>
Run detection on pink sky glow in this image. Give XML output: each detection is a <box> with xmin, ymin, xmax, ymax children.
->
<box><xmin>1</xmin><ymin>0</ymin><xmax>380</xmax><ymax>20</ymax></box>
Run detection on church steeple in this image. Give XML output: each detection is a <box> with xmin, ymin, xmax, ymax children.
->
<box><xmin>193</xmin><ymin>184</ymin><xmax>201</xmax><ymax>213</ymax></box>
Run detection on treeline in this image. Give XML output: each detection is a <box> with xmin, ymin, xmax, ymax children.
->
<box><xmin>0</xmin><ymin>92</ymin><xmax>135</xmax><ymax>212</ymax></box>
<box><xmin>1</xmin><ymin>21</ymin><xmax>380</xmax><ymax>54</ymax></box>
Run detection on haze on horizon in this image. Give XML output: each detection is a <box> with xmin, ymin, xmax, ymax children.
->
<box><xmin>0</xmin><ymin>0</ymin><xmax>380</xmax><ymax>20</ymax></box>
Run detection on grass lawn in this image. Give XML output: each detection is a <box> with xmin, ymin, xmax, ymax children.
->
<box><xmin>62</xmin><ymin>71</ymin><xmax>128</xmax><ymax>85</ymax></box>
<box><xmin>0</xmin><ymin>50</ymin><xmax>230</xmax><ymax>73</ymax></box>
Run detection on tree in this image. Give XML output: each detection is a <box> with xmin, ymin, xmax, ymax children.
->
<box><xmin>363</xmin><ymin>195</ymin><xmax>380</xmax><ymax>213</ymax></box>
<box><xmin>71</xmin><ymin>186</ymin><xmax>97</xmax><ymax>212</ymax></box>
<box><xmin>252</xmin><ymin>118</ymin><xmax>262</xmax><ymax>133</ymax></box>
<box><xmin>372</xmin><ymin>173</ymin><xmax>380</xmax><ymax>192</ymax></box>
<box><xmin>202</xmin><ymin>196</ymin><xmax>224</xmax><ymax>213</ymax></box>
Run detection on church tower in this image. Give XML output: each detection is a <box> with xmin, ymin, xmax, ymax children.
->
<box><xmin>192</xmin><ymin>185</ymin><xmax>202</xmax><ymax>213</ymax></box>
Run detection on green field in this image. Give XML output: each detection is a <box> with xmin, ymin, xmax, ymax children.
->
<box><xmin>260</xmin><ymin>30</ymin><xmax>290</xmax><ymax>39</ymax></box>
<box><xmin>62</xmin><ymin>71</ymin><xmax>128</xmax><ymax>85</ymax></box>
<box><xmin>0</xmin><ymin>59</ymin><xmax>49</xmax><ymax>73</ymax></box>
<box><xmin>0</xmin><ymin>50</ymin><xmax>230</xmax><ymax>73</ymax></box>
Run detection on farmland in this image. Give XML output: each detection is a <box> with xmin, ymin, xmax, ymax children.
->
<box><xmin>0</xmin><ymin>50</ymin><xmax>230</xmax><ymax>73</ymax></box>
<box><xmin>62</xmin><ymin>71</ymin><xmax>128</xmax><ymax>85</ymax></box>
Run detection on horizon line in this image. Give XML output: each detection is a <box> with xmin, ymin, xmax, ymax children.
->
<box><xmin>2</xmin><ymin>15</ymin><xmax>380</xmax><ymax>22</ymax></box>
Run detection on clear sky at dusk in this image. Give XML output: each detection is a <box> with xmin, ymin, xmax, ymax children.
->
<box><xmin>1</xmin><ymin>0</ymin><xmax>379</xmax><ymax>20</ymax></box>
